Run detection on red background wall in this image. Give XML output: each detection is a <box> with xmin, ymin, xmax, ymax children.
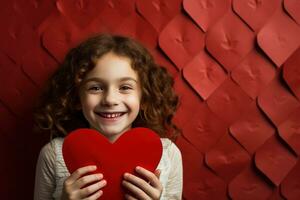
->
<box><xmin>1</xmin><ymin>0</ymin><xmax>300</xmax><ymax>199</ymax></box>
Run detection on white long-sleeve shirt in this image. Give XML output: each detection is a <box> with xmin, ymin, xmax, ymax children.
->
<box><xmin>34</xmin><ymin>137</ymin><xmax>183</xmax><ymax>200</ymax></box>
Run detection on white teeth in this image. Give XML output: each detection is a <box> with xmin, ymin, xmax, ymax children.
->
<box><xmin>98</xmin><ymin>112</ymin><xmax>123</xmax><ymax>118</ymax></box>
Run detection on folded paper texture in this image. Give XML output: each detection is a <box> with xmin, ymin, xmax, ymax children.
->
<box><xmin>233</xmin><ymin>0</ymin><xmax>281</xmax><ymax>32</ymax></box>
<box><xmin>255</xmin><ymin>135</ymin><xmax>298</xmax><ymax>186</ymax></box>
<box><xmin>205</xmin><ymin>10</ymin><xmax>255</xmax><ymax>71</ymax></box>
<box><xmin>257</xmin><ymin>9</ymin><xmax>300</xmax><ymax>67</ymax></box>
<box><xmin>283</xmin><ymin>47</ymin><xmax>300</xmax><ymax>100</ymax></box>
<box><xmin>228</xmin><ymin>166</ymin><xmax>273</xmax><ymax>200</ymax></box>
<box><xmin>159</xmin><ymin>14</ymin><xmax>205</xmax><ymax>69</ymax></box>
<box><xmin>230</xmin><ymin>102</ymin><xmax>275</xmax><ymax>155</ymax></box>
<box><xmin>183</xmin><ymin>51</ymin><xmax>227</xmax><ymax>100</ymax></box>
<box><xmin>1</xmin><ymin>0</ymin><xmax>300</xmax><ymax>199</ymax></box>
<box><xmin>183</xmin><ymin>0</ymin><xmax>231</xmax><ymax>32</ymax></box>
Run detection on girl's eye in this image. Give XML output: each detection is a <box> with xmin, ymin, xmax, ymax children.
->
<box><xmin>88</xmin><ymin>86</ymin><xmax>103</xmax><ymax>91</ymax></box>
<box><xmin>120</xmin><ymin>85</ymin><xmax>132</xmax><ymax>91</ymax></box>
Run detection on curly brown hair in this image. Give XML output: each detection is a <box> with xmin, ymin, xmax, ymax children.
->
<box><xmin>34</xmin><ymin>34</ymin><xmax>180</xmax><ymax>140</ymax></box>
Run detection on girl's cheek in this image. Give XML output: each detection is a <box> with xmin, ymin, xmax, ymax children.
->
<box><xmin>126</xmin><ymin>96</ymin><xmax>141</xmax><ymax>109</ymax></box>
<box><xmin>81</xmin><ymin>95</ymin><xmax>99</xmax><ymax>108</ymax></box>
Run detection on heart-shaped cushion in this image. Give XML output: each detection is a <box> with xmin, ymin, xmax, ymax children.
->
<box><xmin>62</xmin><ymin>127</ymin><xmax>163</xmax><ymax>199</ymax></box>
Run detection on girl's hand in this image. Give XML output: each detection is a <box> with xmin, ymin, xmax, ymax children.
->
<box><xmin>61</xmin><ymin>165</ymin><xmax>107</xmax><ymax>200</ymax></box>
<box><xmin>122</xmin><ymin>166</ymin><xmax>163</xmax><ymax>200</ymax></box>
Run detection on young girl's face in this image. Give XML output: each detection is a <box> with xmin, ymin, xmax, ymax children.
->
<box><xmin>79</xmin><ymin>52</ymin><xmax>142</xmax><ymax>143</ymax></box>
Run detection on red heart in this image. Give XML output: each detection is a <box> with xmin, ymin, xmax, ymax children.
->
<box><xmin>62</xmin><ymin>127</ymin><xmax>162</xmax><ymax>200</ymax></box>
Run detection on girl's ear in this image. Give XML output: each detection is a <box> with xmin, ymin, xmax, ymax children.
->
<box><xmin>140</xmin><ymin>103</ymin><xmax>146</xmax><ymax>111</ymax></box>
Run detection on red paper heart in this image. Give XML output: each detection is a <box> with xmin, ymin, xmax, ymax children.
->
<box><xmin>62</xmin><ymin>127</ymin><xmax>162</xmax><ymax>200</ymax></box>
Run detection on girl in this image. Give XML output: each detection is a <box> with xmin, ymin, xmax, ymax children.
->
<box><xmin>34</xmin><ymin>34</ymin><xmax>183</xmax><ymax>200</ymax></box>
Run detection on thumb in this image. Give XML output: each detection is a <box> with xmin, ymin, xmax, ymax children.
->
<box><xmin>154</xmin><ymin>169</ymin><xmax>161</xmax><ymax>179</ymax></box>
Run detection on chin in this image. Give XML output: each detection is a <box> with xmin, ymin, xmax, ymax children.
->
<box><xmin>98</xmin><ymin>127</ymin><xmax>126</xmax><ymax>137</ymax></box>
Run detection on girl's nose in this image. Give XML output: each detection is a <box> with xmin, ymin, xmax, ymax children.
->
<box><xmin>101</xmin><ymin>89</ymin><xmax>119</xmax><ymax>106</ymax></box>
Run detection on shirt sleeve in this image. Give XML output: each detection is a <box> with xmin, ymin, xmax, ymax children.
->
<box><xmin>162</xmin><ymin>142</ymin><xmax>183</xmax><ymax>200</ymax></box>
<box><xmin>34</xmin><ymin>142</ymin><xmax>56</xmax><ymax>200</ymax></box>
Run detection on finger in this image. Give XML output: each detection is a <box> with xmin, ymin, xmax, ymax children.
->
<box><xmin>122</xmin><ymin>179</ymin><xmax>149</xmax><ymax>200</ymax></box>
<box><xmin>154</xmin><ymin>169</ymin><xmax>161</xmax><ymax>179</ymax></box>
<box><xmin>124</xmin><ymin>193</ymin><xmax>138</xmax><ymax>200</ymax></box>
<box><xmin>135</xmin><ymin>166</ymin><xmax>161</xmax><ymax>188</ymax></box>
<box><xmin>124</xmin><ymin>172</ymin><xmax>153</xmax><ymax>193</ymax></box>
<box><xmin>69</xmin><ymin>165</ymin><xmax>98</xmax><ymax>183</ymax></box>
<box><xmin>79</xmin><ymin>179</ymin><xmax>107</xmax><ymax>198</ymax></box>
<box><xmin>83</xmin><ymin>190</ymin><xmax>103</xmax><ymax>200</ymax></box>
<box><xmin>75</xmin><ymin>173</ymin><xmax>103</xmax><ymax>189</ymax></box>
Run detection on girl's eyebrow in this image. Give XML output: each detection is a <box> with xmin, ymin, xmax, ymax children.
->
<box><xmin>83</xmin><ymin>77</ymin><xmax>138</xmax><ymax>83</ymax></box>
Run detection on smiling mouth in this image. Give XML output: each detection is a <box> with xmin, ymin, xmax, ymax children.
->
<box><xmin>96</xmin><ymin>112</ymin><xmax>126</xmax><ymax>119</ymax></box>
